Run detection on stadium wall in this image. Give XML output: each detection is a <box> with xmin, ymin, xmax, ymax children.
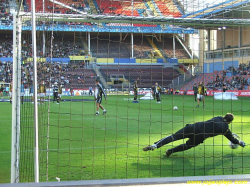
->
<box><xmin>0</xmin><ymin>57</ymin><xmax>170</xmax><ymax>64</ymax></box>
<box><xmin>96</xmin><ymin>58</ymin><xmax>163</xmax><ymax>64</ymax></box>
<box><xmin>242</xmin><ymin>27</ymin><xmax>250</xmax><ymax>46</ymax></box>
<box><xmin>203</xmin><ymin>57</ymin><xmax>250</xmax><ymax>73</ymax></box>
<box><xmin>182</xmin><ymin>90</ymin><xmax>250</xmax><ymax>97</ymax></box>
<box><xmin>217</xmin><ymin>27</ymin><xmax>250</xmax><ymax>49</ymax></box>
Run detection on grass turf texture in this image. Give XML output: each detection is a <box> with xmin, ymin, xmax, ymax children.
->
<box><xmin>0</xmin><ymin>94</ymin><xmax>249</xmax><ymax>183</ymax></box>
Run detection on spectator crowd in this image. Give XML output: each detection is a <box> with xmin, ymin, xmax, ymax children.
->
<box><xmin>206</xmin><ymin>64</ymin><xmax>250</xmax><ymax>91</ymax></box>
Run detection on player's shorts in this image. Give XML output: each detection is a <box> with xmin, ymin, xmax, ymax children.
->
<box><xmin>9</xmin><ymin>92</ymin><xmax>12</xmax><ymax>97</ymax></box>
<box><xmin>58</xmin><ymin>94</ymin><xmax>62</xmax><ymax>98</ymax></box>
<box><xmin>29</xmin><ymin>93</ymin><xmax>33</xmax><ymax>97</ymax></box>
<box><xmin>96</xmin><ymin>96</ymin><xmax>102</xmax><ymax>104</ymax></box>
<box><xmin>38</xmin><ymin>93</ymin><xmax>46</xmax><ymax>97</ymax></box>
<box><xmin>197</xmin><ymin>94</ymin><xmax>204</xmax><ymax>99</ymax></box>
<box><xmin>21</xmin><ymin>92</ymin><xmax>25</xmax><ymax>96</ymax></box>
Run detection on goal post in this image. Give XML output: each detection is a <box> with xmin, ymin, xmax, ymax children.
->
<box><xmin>9</xmin><ymin>0</ymin><xmax>250</xmax><ymax>184</ymax></box>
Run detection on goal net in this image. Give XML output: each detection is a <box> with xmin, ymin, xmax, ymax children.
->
<box><xmin>9</xmin><ymin>0</ymin><xmax>250</xmax><ymax>184</ymax></box>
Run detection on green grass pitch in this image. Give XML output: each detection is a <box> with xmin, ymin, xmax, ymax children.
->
<box><xmin>0</xmin><ymin>94</ymin><xmax>250</xmax><ymax>183</ymax></box>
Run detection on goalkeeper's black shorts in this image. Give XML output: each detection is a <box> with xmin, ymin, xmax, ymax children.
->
<box><xmin>96</xmin><ymin>96</ymin><xmax>102</xmax><ymax>104</ymax></box>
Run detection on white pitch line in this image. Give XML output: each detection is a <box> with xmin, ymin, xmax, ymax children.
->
<box><xmin>0</xmin><ymin>145</ymin><xmax>140</xmax><ymax>154</ymax></box>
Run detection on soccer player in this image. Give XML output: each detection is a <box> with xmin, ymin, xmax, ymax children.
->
<box><xmin>29</xmin><ymin>83</ymin><xmax>34</xmax><ymax>103</ymax></box>
<box><xmin>53</xmin><ymin>82</ymin><xmax>59</xmax><ymax>104</ymax></box>
<box><xmin>151</xmin><ymin>85</ymin><xmax>155</xmax><ymax>100</ymax></box>
<box><xmin>58</xmin><ymin>83</ymin><xmax>63</xmax><ymax>102</ymax></box>
<box><xmin>154</xmin><ymin>82</ymin><xmax>162</xmax><ymax>103</ymax></box>
<box><xmin>38</xmin><ymin>80</ymin><xmax>46</xmax><ymax>104</ymax></box>
<box><xmin>89</xmin><ymin>86</ymin><xmax>93</xmax><ymax>96</ymax></box>
<box><xmin>9</xmin><ymin>82</ymin><xmax>13</xmax><ymax>104</ymax></box>
<box><xmin>197</xmin><ymin>81</ymin><xmax>205</xmax><ymax>107</ymax></box>
<box><xmin>20</xmin><ymin>81</ymin><xmax>25</xmax><ymax>104</ymax></box>
<box><xmin>5</xmin><ymin>85</ymin><xmax>9</xmax><ymax>97</ymax></box>
<box><xmin>143</xmin><ymin>113</ymin><xmax>246</xmax><ymax>157</ymax></box>
<box><xmin>0</xmin><ymin>83</ymin><xmax>4</xmax><ymax>99</ymax></box>
<box><xmin>193</xmin><ymin>83</ymin><xmax>198</xmax><ymax>101</ymax></box>
<box><xmin>133</xmin><ymin>78</ymin><xmax>139</xmax><ymax>101</ymax></box>
<box><xmin>94</xmin><ymin>79</ymin><xmax>107</xmax><ymax>116</ymax></box>
<box><xmin>70</xmin><ymin>86</ymin><xmax>74</xmax><ymax>96</ymax></box>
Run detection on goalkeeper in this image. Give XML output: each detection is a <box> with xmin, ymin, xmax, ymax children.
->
<box><xmin>143</xmin><ymin>113</ymin><xmax>246</xmax><ymax>157</ymax></box>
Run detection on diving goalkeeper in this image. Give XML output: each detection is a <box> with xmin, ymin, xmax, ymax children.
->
<box><xmin>143</xmin><ymin>113</ymin><xmax>246</xmax><ymax>157</ymax></box>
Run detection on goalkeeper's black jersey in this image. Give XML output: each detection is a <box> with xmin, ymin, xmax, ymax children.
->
<box><xmin>191</xmin><ymin>116</ymin><xmax>239</xmax><ymax>144</ymax></box>
<box><xmin>95</xmin><ymin>83</ymin><xmax>106</xmax><ymax>99</ymax></box>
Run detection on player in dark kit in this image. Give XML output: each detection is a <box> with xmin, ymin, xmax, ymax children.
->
<box><xmin>53</xmin><ymin>82</ymin><xmax>59</xmax><ymax>104</ymax></box>
<box><xmin>0</xmin><ymin>84</ymin><xmax>4</xmax><ymax>99</ymax></box>
<box><xmin>193</xmin><ymin>83</ymin><xmax>198</xmax><ymax>101</ymax></box>
<box><xmin>143</xmin><ymin>113</ymin><xmax>246</xmax><ymax>157</ymax></box>
<box><xmin>133</xmin><ymin>78</ymin><xmax>139</xmax><ymax>101</ymax></box>
<box><xmin>94</xmin><ymin>79</ymin><xmax>107</xmax><ymax>115</ymax></box>
<box><xmin>70</xmin><ymin>86</ymin><xmax>74</xmax><ymax>96</ymax></box>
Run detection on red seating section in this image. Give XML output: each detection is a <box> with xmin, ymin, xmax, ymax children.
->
<box><xmin>26</xmin><ymin>0</ymin><xmax>182</xmax><ymax>18</ymax></box>
<box><xmin>26</xmin><ymin>0</ymin><xmax>86</xmax><ymax>14</ymax></box>
<box><xmin>154</xmin><ymin>0</ymin><xmax>182</xmax><ymax>17</ymax></box>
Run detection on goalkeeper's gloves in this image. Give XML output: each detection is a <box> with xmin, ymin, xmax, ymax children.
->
<box><xmin>239</xmin><ymin>141</ymin><xmax>246</xmax><ymax>148</ymax></box>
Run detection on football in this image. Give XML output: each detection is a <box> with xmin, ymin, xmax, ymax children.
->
<box><xmin>228</xmin><ymin>133</ymin><xmax>240</xmax><ymax>149</ymax></box>
<box><xmin>228</xmin><ymin>141</ymin><xmax>239</xmax><ymax>149</ymax></box>
<box><xmin>173</xmin><ymin>106</ymin><xmax>178</xmax><ymax>110</ymax></box>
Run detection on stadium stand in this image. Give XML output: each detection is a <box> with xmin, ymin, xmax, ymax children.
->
<box><xmin>154</xmin><ymin>0</ymin><xmax>182</xmax><ymax>17</ymax></box>
<box><xmin>98</xmin><ymin>64</ymin><xmax>179</xmax><ymax>88</ymax></box>
<box><xmin>90</xmin><ymin>35</ymin><xmax>131</xmax><ymax>58</ymax></box>
<box><xmin>25</xmin><ymin>0</ymin><xmax>87</xmax><ymax>14</ymax></box>
<box><xmin>152</xmin><ymin>36</ymin><xmax>190</xmax><ymax>59</ymax></box>
<box><xmin>0</xmin><ymin>0</ymin><xmax>12</xmax><ymax>26</ymax></box>
<box><xmin>0</xmin><ymin>34</ymin><xmax>12</xmax><ymax>58</ymax></box>
<box><xmin>181</xmin><ymin>67</ymin><xmax>250</xmax><ymax>91</ymax></box>
<box><xmin>95</xmin><ymin>0</ymin><xmax>140</xmax><ymax>16</ymax></box>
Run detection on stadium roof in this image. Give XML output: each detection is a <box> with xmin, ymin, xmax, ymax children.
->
<box><xmin>181</xmin><ymin>0</ymin><xmax>250</xmax><ymax>19</ymax></box>
<box><xmin>10</xmin><ymin>0</ymin><xmax>250</xmax><ymax>33</ymax></box>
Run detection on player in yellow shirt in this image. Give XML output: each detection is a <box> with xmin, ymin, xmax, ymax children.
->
<box><xmin>9</xmin><ymin>82</ymin><xmax>13</xmax><ymax>104</ymax></box>
<box><xmin>153</xmin><ymin>82</ymin><xmax>162</xmax><ymax>103</ymax></box>
<box><xmin>58</xmin><ymin>83</ymin><xmax>64</xmax><ymax>102</ymax></box>
<box><xmin>38</xmin><ymin>80</ymin><xmax>46</xmax><ymax>104</ymax></box>
<box><xmin>197</xmin><ymin>81</ymin><xmax>205</xmax><ymax>108</ymax></box>
<box><xmin>133</xmin><ymin>78</ymin><xmax>139</xmax><ymax>102</ymax></box>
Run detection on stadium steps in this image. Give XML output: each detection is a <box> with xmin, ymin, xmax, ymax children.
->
<box><xmin>172</xmin><ymin>0</ymin><xmax>184</xmax><ymax>15</ymax></box>
<box><xmin>93</xmin><ymin>67</ymin><xmax>108</xmax><ymax>88</ymax></box>
<box><xmin>91</xmin><ymin>0</ymin><xmax>100</xmax><ymax>14</ymax></box>
<box><xmin>142</xmin><ymin>0</ymin><xmax>160</xmax><ymax>16</ymax></box>
<box><xmin>153</xmin><ymin>40</ymin><xmax>169</xmax><ymax>60</ymax></box>
<box><xmin>150</xmin><ymin>0</ymin><xmax>163</xmax><ymax>16</ymax></box>
<box><xmin>146</xmin><ymin>37</ymin><xmax>163</xmax><ymax>58</ymax></box>
<box><xmin>177</xmin><ymin>75</ymin><xmax>197</xmax><ymax>90</ymax></box>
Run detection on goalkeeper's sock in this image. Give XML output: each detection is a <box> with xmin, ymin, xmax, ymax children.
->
<box><xmin>151</xmin><ymin>144</ymin><xmax>157</xmax><ymax>148</ymax></box>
